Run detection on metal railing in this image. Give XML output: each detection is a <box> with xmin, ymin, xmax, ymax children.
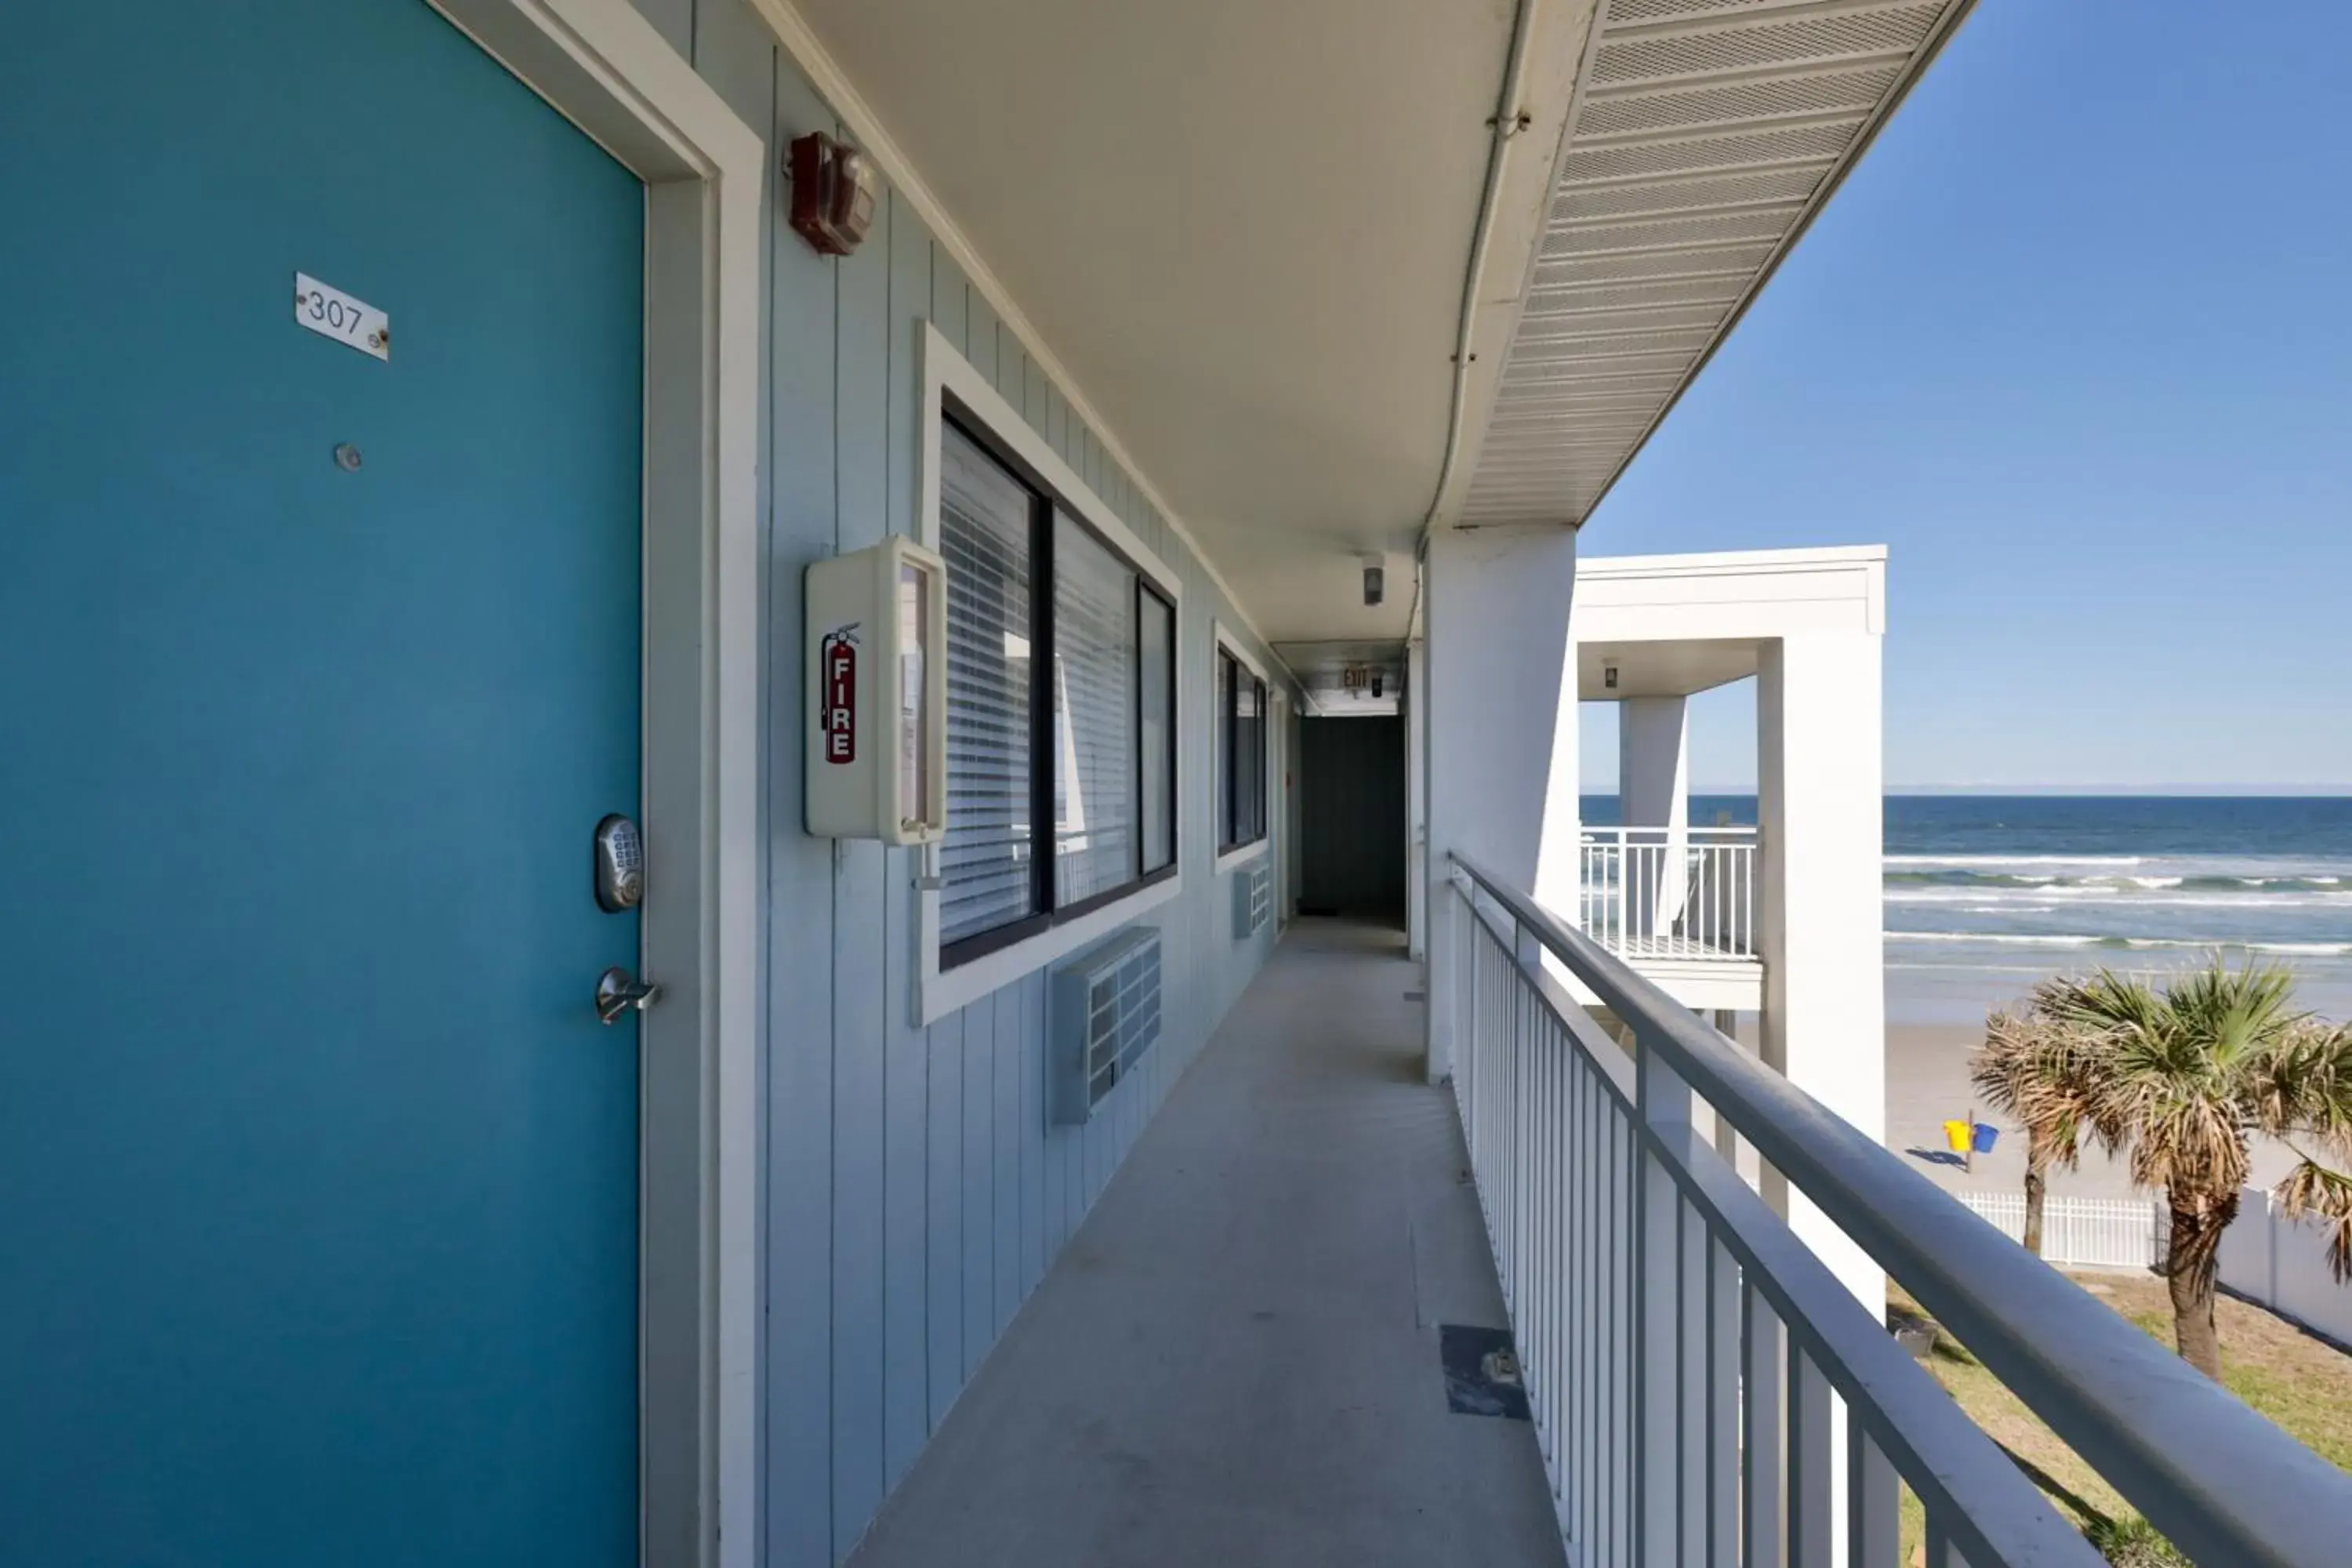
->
<box><xmin>1577</xmin><ymin>825</ymin><xmax>1757</xmax><ymax>960</ymax></box>
<box><xmin>1446</xmin><ymin>851</ymin><xmax>2352</xmax><ymax>1568</ymax></box>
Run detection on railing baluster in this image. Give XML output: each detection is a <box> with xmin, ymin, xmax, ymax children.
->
<box><xmin>1679</xmin><ymin>1196</ymin><xmax>1708</xmax><ymax>1555</ymax></box>
<box><xmin>1704</xmin><ymin>840</ymin><xmax>1715</xmax><ymax>951</ymax></box>
<box><xmin>1706</xmin><ymin>839</ymin><xmax>1719</xmax><ymax>949</ymax></box>
<box><xmin>1707</xmin><ymin>1236</ymin><xmax>1737</xmax><ymax>1568</ymax></box>
<box><xmin>1733</xmin><ymin>840</ymin><xmax>1741</xmax><ymax>954</ymax></box>
<box><xmin>1635</xmin><ymin>1041</ymin><xmax>1691</xmax><ymax>1564</ymax></box>
<box><xmin>1519</xmin><ymin>939</ymin><xmax>1532</xmax><ymax>1324</ymax></box>
<box><xmin>1617</xmin><ymin>834</ymin><xmax>1630</xmax><ymax>949</ymax></box>
<box><xmin>1498</xmin><ymin>931</ymin><xmax>1510</xmax><ymax>1263</ymax></box>
<box><xmin>1513</xmin><ymin>942</ymin><xmax>1529</xmax><ymax>1343</ymax></box>
<box><xmin>1604</xmin><ymin>1082</ymin><xmax>1621</xmax><ymax>1560</ymax></box>
<box><xmin>1581</xmin><ymin>1048</ymin><xmax>1599</xmax><ymax>1552</ymax></box>
<box><xmin>1499</xmin><ymin>927</ymin><xmax>1513</xmax><ymax>1307</ymax></box>
<box><xmin>1546</xmin><ymin>1009</ymin><xmax>1563</xmax><ymax>1485</ymax></box>
<box><xmin>1581</xmin><ymin>1073</ymin><xmax>1596</xmax><ymax>1555</ymax></box>
<box><xmin>1554</xmin><ymin>1015</ymin><xmax>1569</xmax><ymax>1483</ymax></box>
<box><xmin>1923</xmin><ymin>1515</ymin><xmax>1969</xmax><ymax>1568</ymax></box>
<box><xmin>1534</xmin><ymin>1007</ymin><xmax>1549</xmax><ymax>1472</ymax></box>
<box><xmin>1744</xmin><ymin>1283</ymin><xmax>1785</xmax><ymax>1568</ymax></box>
<box><xmin>1788</xmin><ymin>1345</ymin><xmax>1833</xmax><ymax>1568</ymax></box>
<box><xmin>1615</xmin><ymin>1099</ymin><xmax>1633</xmax><ymax>1568</ymax></box>
<box><xmin>1850</xmin><ymin>1424</ymin><xmax>1900</xmax><ymax>1568</ymax></box>
<box><xmin>1740</xmin><ymin>839</ymin><xmax>1751</xmax><ymax>955</ymax></box>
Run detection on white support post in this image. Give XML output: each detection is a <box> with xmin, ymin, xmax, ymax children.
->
<box><xmin>1424</xmin><ymin>526</ymin><xmax>1577</xmax><ymax>1083</ymax></box>
<box><xmin>1619</xmin><ymin>695</ymin><xmax>1690</xmax><ymax>933</ymax></box>
<box><xmin>1757</xmin><ymin>630</ymin><xmax>1883</xmax><ymax>1568</ymax></box>
<box><xmin>1755</xmin><ymin>632</ymin><xmax>1885</xmax><ymax>1306</ymax></box>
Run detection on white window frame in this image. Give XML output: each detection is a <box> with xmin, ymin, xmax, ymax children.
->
<box><xmin>422</xmin><ymin>2</ymin><xmax>760</xmax><ymax>1565</ymax></box>
<box><xmin>1213</xmin><ymin>622</ymin><xmax>1272</xmax><ymax>876</ymax></box>
<box><xmin>915</xmin><ymin>323</ymin><xmax>1182</xmax><ymax>1025</ymax></box>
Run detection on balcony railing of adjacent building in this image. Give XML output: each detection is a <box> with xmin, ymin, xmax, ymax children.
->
<box><xmin>1444</xmin><ymin>853</ymin><xmax>2352</xmax><ymax>1567</ymax></box>
<box><xmin>1576</xmin><ymin>825</ymin><xmax>1756</xmax><ymax>964</ymax></box>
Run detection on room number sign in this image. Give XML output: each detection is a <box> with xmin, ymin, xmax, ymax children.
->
<box><xmin>292</xmin><ymin>272</ymin><xmax>390</xmax><ymax>361</ymax></box>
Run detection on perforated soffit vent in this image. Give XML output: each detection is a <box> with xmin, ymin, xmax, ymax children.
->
<box><xmin>1457</xmin><ymin>0</ymin><xmax>1973</xmax><ymax>529</ymax></box>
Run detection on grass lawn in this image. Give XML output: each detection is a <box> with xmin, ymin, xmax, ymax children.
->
<box><xmin>1888</xmin><ymin>1272</ymin><xmax>2352</xmax><ymax>1563</ymax></box>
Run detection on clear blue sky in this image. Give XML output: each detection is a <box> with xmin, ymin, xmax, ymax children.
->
<box><xmin>1577</xmin><ymin>0</ymin><xmax>2352</xmax><ymax>794</ymax></box>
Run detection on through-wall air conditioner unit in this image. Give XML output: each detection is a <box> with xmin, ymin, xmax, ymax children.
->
<box><xmin>1232</xmin><ymin>861</ymin><xmax>1270</xmax><ymax>940</ymax></box>
<box><xmin>1050</xmin><ymin>927</ymin><xmax>1163</xmax><ymax>1126</ymax></box>
<box><xmin>805</xmin><ymin>537</ymin><xmax>947</xmax><ymax>845</ymax></box>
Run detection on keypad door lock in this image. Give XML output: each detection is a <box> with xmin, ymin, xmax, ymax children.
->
<box><xmin>594</xmin><ymin>813</ymin><xmax>644</xmax><ymax>913</ymax></box>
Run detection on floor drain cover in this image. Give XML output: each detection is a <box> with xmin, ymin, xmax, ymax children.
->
<box><xmin>1440</xmin><ymin>1324</ymin><xmax>1530</xmax><ymax>1420</ymax></box>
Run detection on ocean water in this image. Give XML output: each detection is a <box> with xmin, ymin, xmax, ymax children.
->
<box><xmin>1584</xmin><ymin>795</ymin><xmax>2352</xmax><ymax>1028</ymax></box>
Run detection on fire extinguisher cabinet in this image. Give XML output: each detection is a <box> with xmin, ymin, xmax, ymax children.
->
<box><xmin>805</xmin><ymin>536</ymin><xmax>949</xmax><ymax>845</ymax></box>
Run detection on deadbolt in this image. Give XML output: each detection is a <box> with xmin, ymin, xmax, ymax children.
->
<box><xmin>593</xmin><ymin>814</ymin><xmax>644</xmax><ymax>912</ymax></box>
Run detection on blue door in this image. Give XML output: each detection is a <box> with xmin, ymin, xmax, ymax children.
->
<box><xmin>1</xmin><ymin>3</ymin><xmax>646</xmax><ymax>1562</ymax></box>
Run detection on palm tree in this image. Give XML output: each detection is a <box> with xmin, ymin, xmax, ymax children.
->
<box><xmin>1971</xmin><ymin>1005</ymin><xmax>2101</xmax><ymax>1256</ymax></box>
<box><xmin>2034</xmin><ymin>958</ymin><xmax>2352</xmax><ymax>1379</ymax></box>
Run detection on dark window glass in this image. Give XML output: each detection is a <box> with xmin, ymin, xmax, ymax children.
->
<box><xmin>936</xmin><ymin>408</ymin><xmax>1180</xmax><ymax>965</ymax></box>
<box><xmin>1218</xmin><ymin>649</ymin><xmax>1267</xmax><ymax>851</ymax></box>
<box><xmin>1138</xmin><ymin>587</ymin><xmax>1175</xmax><ymax>874</ymax></box>
<box><xmin>1052</xmin><ymin>512</ymin><xmax>1138</xmax><ymax>905</ymax></box>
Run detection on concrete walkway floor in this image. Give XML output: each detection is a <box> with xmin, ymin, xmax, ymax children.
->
<box><xmin>847</xmin><ymin>919</ymin><xmax>1565</xmax><ymax>1568</ymax></box>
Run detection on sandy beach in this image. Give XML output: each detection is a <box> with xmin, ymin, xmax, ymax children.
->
<box><xmin>1883</xmin><ymin>1020</ymin><xmax>2302</xmax><ymax>1203</ymax></box>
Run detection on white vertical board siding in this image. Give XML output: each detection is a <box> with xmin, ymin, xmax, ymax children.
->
<box><xmin>645</xmin><ymin>5</ymin><xmax>1295</xmax><ymax>1559</ymax></box>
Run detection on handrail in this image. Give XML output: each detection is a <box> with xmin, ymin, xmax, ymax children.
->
<box><xmin>1450</xmin><ymin>851</ymin><xmax>2352</xmax><ymax>1568</ymax></box>
<box><xmin>1453</xmin><ymin>877</ymin><xmax>2091</xmax><ymax>1564</ymax></box>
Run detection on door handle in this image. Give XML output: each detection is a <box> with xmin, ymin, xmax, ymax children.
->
<box><xmin>595</xmin><ymin>965</ymin><xmax>662</xmax><ymax>1025</ymax></box>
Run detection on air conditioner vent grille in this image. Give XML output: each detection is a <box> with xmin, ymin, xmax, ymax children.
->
<box><xmin>1233</xmin><ymin>861</ymin><xmax>1271</xmax><ymax>940</ymax></box>
<box><xmin>1050</xmin><ymin>926</ymin><xmax>1162</xmax><ymax>1126</ymax></box>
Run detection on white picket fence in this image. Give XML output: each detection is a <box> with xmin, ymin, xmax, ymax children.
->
<box><xmin>2220</xmin><ymin>1188</ymin><xmax>2352</xmax><ymax>1348</ymax></box>
<box><xmin>1955</xmin><ymin>1191</ymin><xmax>2165</xmax><ymax>1270</ymax></box>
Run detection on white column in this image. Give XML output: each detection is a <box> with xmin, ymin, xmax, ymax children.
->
<box><xmin>1618</xmin><ymin>695</ymin><xmax>1690</xmax><ymax>933</ymax></box>
<box><xmin>1756</xmin><ymin>630</ymin><xmax>1885</xmax><ymax>1309</ymax></box>
<box><xmin>1758</xmin><ymin>631</ymin><xmax>1883</xmax><ymax>1568</ymax></box>
<box><xmin>1617</xmin><ymin>695</ymin><xmax>1689</xmax><ymax>828</ymax></box>
<box><xmin>1424</xmin><ymin>526</ymin><xmax>1577</xmax><ymax>1083</ymax></box>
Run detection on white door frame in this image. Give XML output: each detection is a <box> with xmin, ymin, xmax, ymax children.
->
<box><xmin>1270</xmin><ymin>689</ymin><xmax>1290</xmax><ymax>927</ymax></box>
<box><xmin>421</xmin><ymin>2</ymin><xmax>763</xmax><ymax>1563</ymax></box>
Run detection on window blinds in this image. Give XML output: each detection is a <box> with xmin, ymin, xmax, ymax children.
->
<box><xmin>1138</xmin><ymin>589</ymin><xmax>1174</xmax><ymax>875</ymax></box>
<box><xmin>939</xmin><ymin>425</ymin><xmax>1036</xmax><ymax>946</ymax></box>
<box><xmin>1051</xmin><ymin>511</ymin><xmax>1138</xmax><ymax>906</ymax></box>
<box><xmin>1234</xmin><ymin>671</ymin><xmax>1265</xmax><ymax>845</ymax></box>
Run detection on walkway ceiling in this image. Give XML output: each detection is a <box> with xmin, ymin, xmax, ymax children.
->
<box><xmin>781</xmin><ymin>0</ymin><xmax>1544</xmax><ymax>652</ymax></box>
<box><xmin>777</xmin><ymin>0</ymin><xmax>1969</xmax><ymax>648</ymax></box>
<box><xmin>1455</xmin><ymin>0</ymin><xmax>1974</xmax><ymax>529</ymax></box>
<box><xmin>1274</xmin><ymin>640</ymin><xmax>1410</xmax><ymax>718</ymax></box>
<box><xmin>1577</xmin><ymin>637</ymin><xmax>1759</xmax><ymax>700</ymax></box>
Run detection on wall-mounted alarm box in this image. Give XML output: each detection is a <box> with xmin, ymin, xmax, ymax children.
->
<box><xmin>807</xmin><ymin>537</ymin><xmax>948</xmax><ymax>845</ymax></box>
